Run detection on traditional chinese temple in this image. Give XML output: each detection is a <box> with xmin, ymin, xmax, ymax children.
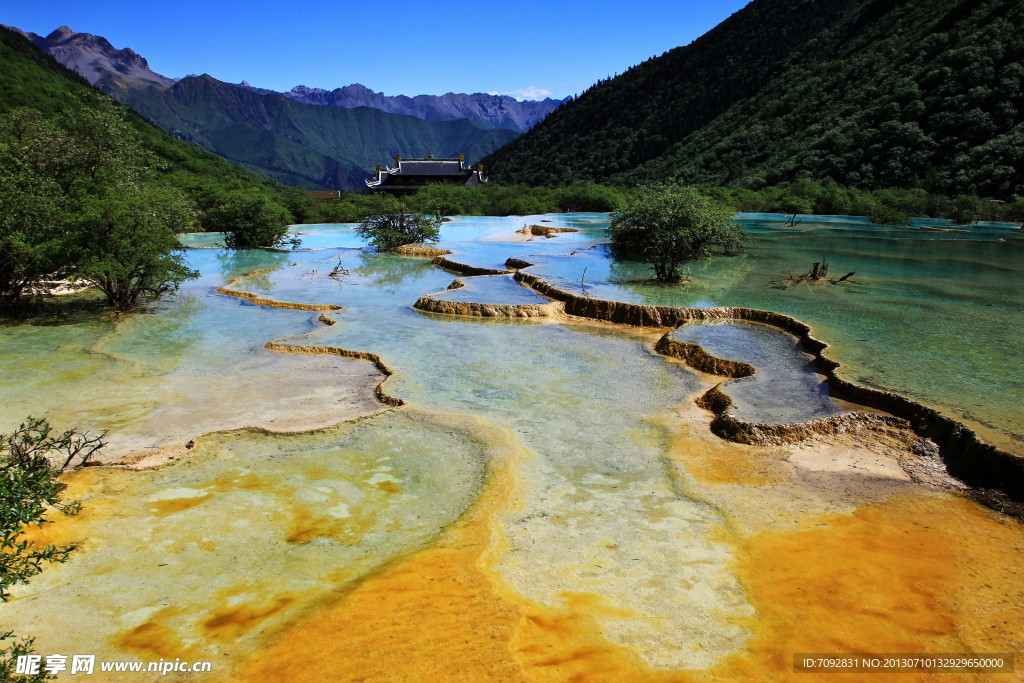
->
<box><xmin>365</xmin><ymin>153</ymin><xmax>487</xmax><ymax>193</ymax></box>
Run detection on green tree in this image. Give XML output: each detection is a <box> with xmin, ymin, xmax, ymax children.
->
<box><xmin>75</xmin><ymin>184</ymin><xmax>199</xmax><ymax>311</ymax></box>
<box><xmin>210</xmin><ymin>192</ymin><xmax>295</xmax><ymax>249</ymax></box>
<box><xmin>777</xmin><ymin>192</ymin><xmax>814</xmax><ymax>216</ymax></box>
<box><xmin>610</xmin><ymin>185</ymin><xmax>744</xmax><ymax>282</ymax></box>
<box><xmin>0</xmin><ymin>104</ymin><xmax>203</xmax><ymax>310</ymax></box>
<box><xmin>554</xmin><ymin>181</ymin><xmax>625</xmax><ymax>212</ymax></box>
<box><xmin>865</xmin><ymin>201</ymin><xmax>909</xmax><ymax>227</ymax></box>
<box><xmin>949</xmin><ymin>194</ymin><xmax>983</xmax><ymax>224</ymax></box>
<box><xmin>0</xmin><ymin>109</ymin><xmax>73</xmax><ymax>302</ymax></box>
<box><xmin>357</xmin><ymin>195</ymin><xmax>441</xmax><ymax>251</ymax></box>
<box><xmin>0</xmin><ymin>635</ymin><xmax>52</xmax><ymax>682</ymax></box>
<box><xmin>409</xmin><ymin>183</ymin><xmax>471</xmax><ymax>218</ymax></box>
<box><xmin>0</xmin><ymin>418</ymin><xmax>105</xmax><ymax>681</ymax></box>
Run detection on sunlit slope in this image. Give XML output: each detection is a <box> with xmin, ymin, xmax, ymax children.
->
<box><xmin>0</xmin><ymin>26</ymin><xmax>283</xmax><ymax>195</ymax></box>
<box><xmin>484</xmin><ymin>0</ymin><xmax>1024</xmax><ymax>198</ymax></box>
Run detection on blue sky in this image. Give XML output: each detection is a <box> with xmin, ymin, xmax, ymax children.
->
<box><xmin>4</xmin><ymin>0</ymin><xmax>749</xmax><ymax>99</ymax></box>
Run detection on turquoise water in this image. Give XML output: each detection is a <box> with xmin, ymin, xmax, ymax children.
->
<box><xmin>433</xmin><ymin>274</ymin><xmax>554</xmax><ymax>305</ymax></box>
<box><xmin>5</xmin><ymin>217</ymin><xmax>757</xmax><ymax>668</ymax></box>
<box><xmin>241</xmin><ymin>229</ymin><xmax>751</xmax><ymax>668</ymax></box>
<box><xmin>669</xmin><ymin>321</ymin><xmax>847</xmax><ymax>425</ymax></box>
<box><xmin>432</xmin><ymin>214</ymin><xmax>1022</xmax><ymax>453</ymax></box>
<box><xmin>5</xmin><ymin>213</ymin><xmax>1019</xmax><ymax>454</ymax></box>
<box><xmin>0</xmin><ymin>246</ymin><xmax>366</xmax><ymax>452</ymax></box>
<box><xmin>171</xmin><ymin>214</ymin><xmax>1024</xmax><ymax>453</ymax></box>
<box><xmin>2</xmin><ymin>212</ymin><xmax>1022</xmax><ymax>674</ymax></box>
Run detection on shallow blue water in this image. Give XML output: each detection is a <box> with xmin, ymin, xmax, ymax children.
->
<box><xmin>669</xmin><ymin>322</ymin><xmax>846</xmax><ymax>424</ymax></box>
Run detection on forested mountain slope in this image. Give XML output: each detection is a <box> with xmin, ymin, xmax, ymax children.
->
<box><xmin>483</xmin><ymin>0</ymin><xmax>1024</xmax><ymax>198</ymax></box>
<box><xmin>0</xmin><ymin>26</ymin><xmax>283</xmax><ymax>197</ymax></box>
<box><xmin>117</xmin><ymin>75</ymin><xmax>518</xmax><ymax>190</ymax></box>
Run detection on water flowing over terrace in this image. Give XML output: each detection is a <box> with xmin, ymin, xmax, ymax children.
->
<box><xmin>2</xmin><ymin>213</ymin><xmax>1022</xmax><ymax>680</ymax></box>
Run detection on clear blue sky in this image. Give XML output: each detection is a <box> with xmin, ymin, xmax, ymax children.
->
<box><xmin>4</xmin><ymin>0</ymin><xmax>750</xmax><ymax>99</ymax></box>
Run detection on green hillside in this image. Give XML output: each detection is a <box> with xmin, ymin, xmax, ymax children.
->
<box><xmin>483</xmin><ymin>0</ymin><xmax>1024</xmax><ymax>199</ymax></box>
<box><xmin>0</xmin><ymin>27</ymin><xmax>286</xmax><ymax>199</ymax></box>
<box><xmin>111</xmin><ymin>74</ymin><xmax>519</xmax><ymax>190</ymax></box>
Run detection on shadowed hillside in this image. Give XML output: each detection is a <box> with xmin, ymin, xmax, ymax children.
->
<box><xmin>483</xmin><ymin>0</ymin><xmax>1024</xmax><ymax>198</ymax></box>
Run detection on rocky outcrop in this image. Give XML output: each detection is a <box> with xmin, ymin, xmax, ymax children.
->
<box><xmin>395</xmin><ymin>245</ymin><xmax>454</xmax><ymax>258</ymax></box>
<box><xmin>414</xmin><ymin>276</ymin><xmax>563</xmax><ymax>318</ymax></box>
<box><xmin>15</xmin><ymin>25</ymin><xmax>175</xmax><ymax>89</ymax></box>
<box><xmin>431</xmin><ymin>256</ymin><xmax>511</xmax><ymax>276</ymax></box>
<box><xmin>695</xmin><ymin>383</ymin><xmax>908</xmax><ymax>445</ymax></box>
<box><xmin>517</xmin><ymin>225</ymin><xmax>581</xmax><ymax>238</ymax></box>
<box><xmin>655</xmin><ymin>336</ymin><xmax>755</xmax><ymax>378</ymax></box>
<box><xmin>504</xmin><ymin>257</ymin><xmax>534</xmax><ymax>270</ymax></box>
<box><xmin>414</xmin><ymin>296</ymin><xmax>563</xmax><ymax>318</ymax></box>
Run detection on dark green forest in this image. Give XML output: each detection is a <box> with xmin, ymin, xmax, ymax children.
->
<box><xmin>482</xmin><ymin>0</ymin><xmax>1024</xmax><ymax>199</ymax></box>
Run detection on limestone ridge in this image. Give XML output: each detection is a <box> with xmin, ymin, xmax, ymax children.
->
<box><xmin>214</xmin><ymin>269</ymin><xmax>403</xmax><ymax>407</ymax></box>
<box><xmin>694</xmin><ymin>382</ymin><xmax>909</xmax><ymax>447</ymax></box>
<box><xmin>515</xmin><ymin>268</ymin><xmax>1024</xmax><ymax>501</ymax></box>
<box><xmin>424</xmin><ymin>252</ymin><xmax>1024</xmax><ymax>502</ymax></box>
<box><xmin>414</xmin><ymin>276</ymin><xmax>564</xmax><ymax>318</ymax></box>
<box><xmin>217</xmin><ymin>269</ymin><xmax>343</xmax><ymax>312</ymax></box>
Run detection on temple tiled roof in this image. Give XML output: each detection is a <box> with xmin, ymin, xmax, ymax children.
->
<box><xmin>396</xmin><ymin>160</ymin><xmax>465</xmax><ymax>175</ymax></box>
<box><xmin>365</xmin><ymin>155</ymin><xmax>487</xmax><ymax>191</ymax></box>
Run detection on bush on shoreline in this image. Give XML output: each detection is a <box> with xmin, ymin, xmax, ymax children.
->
<box><xmin>356</xmin><ymin>195</ymin><xmax>442</xmax><ymax>252</ymax></box>
<box><xmin>0</xmin><ymin>104</ymin><xmax>204</xmax><ymax>310</ymax></box>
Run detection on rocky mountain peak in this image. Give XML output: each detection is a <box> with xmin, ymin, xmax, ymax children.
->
<box><xmin>24</xmin><ymin>25</ymin><xmax>173</xmax><ymax>90</ymax></box>
<box><xmin>282</xmin><ymin>82</ymin><xmax>564</xmax><ymax>132</ymax></box>
<box><xmin>46</xmin><ymin>25</ymin><xmax>76</xmax><ymax>42</ymax></box>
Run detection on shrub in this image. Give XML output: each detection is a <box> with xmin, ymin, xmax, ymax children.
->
<box><xmin>209</xmin><ymin>192</ymin><xmax>295</xmax><ymax>249</ymax></box>
<box><xmin>610</xmin><ymin>184</ymin><xmax>744</xmax><ymax>282</ymax></box>
<box><xmin>356</xmin><ymin>195</ymin><xmax>441</xmax><ymax>251</ymax></box>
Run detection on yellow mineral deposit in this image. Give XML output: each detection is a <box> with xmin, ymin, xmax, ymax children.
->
<box><xmin>5</xmin><ymin>410</ymin><xmax>492</xmax><ymax>673</ymax></box>
<box><xmin>713</xmin><ymin>493</ymin><xmax>1024</xmax><ymax>682</ymax></box>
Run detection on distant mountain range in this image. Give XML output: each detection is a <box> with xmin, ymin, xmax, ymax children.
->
<box><xmin>241</xmin><ymin>82</ymin><xmax>566</xmax><ymax>133</ymax></box>
<box><xmin>483</xmin><ymin>0</ymin><xmax>1024</xmax><ymax>198</ymax></box>
<box><xmin>7</xmin><ymin>26</ymin><xmax>558</xmax><ymax>189</ymax></box>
